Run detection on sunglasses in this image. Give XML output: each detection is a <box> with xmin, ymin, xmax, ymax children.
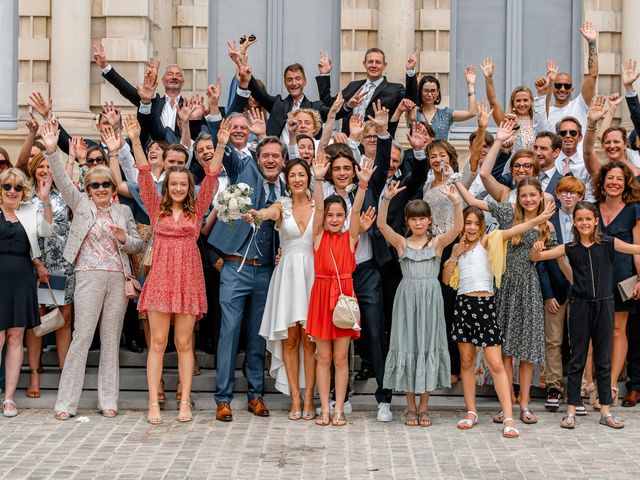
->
<box><xmin>512</xmin><ymin>163</ymin><xmax>534</xmax><ymax>171</ymax></box>
<box><xmin>86</xmin><ymin>156</ymin><xmax>107</xmax><ymax>166</ymax></box>
<box><xmin>87</xmin><ymin>181</ymin><xmax>113</xmax><ymax>190</ymax></box>
<box><xmin>559</xmin><ymin>129</ymin><xmax>579</xmax><ymax>138</ymax></box>
<box><xmin>2</xmin><ymin>183</ymin><xmax>24</xmax><ymax>192</ymax></box>
<box><xmin>554</xmin><ymin>83</ymin><xmax>572</xmax><ymax>91</ymax></box>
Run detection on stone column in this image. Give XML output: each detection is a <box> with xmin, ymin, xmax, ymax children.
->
<box><xmin>50</xmin><ymin>0</ymin><xmax>94</xmax><ymax>131</ymax></box>
<box><xmin>377</xmin><ymin>0</ymin><xmax>414</xmax><ymax>84</ymax></box>
<box><xmin>621</xmin><ymin>0</ymin><xmax>640</xmax><ymax>129</ymax></box>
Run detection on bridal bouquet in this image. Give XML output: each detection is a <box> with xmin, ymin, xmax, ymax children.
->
<box><xmin>214</xmin><ymin>183</ymin><xmax>262</xmax><ymax>230</ymax></box>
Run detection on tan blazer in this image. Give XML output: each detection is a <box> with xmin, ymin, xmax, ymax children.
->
<box><xmin>45</xmin><ymin>151</ymin><xmax>143</xmax><ymax>275</ymax></box>
<box><xmin>14</xmin><ymin>201</ymin><xmax>54</xmax><ymax>259</ymax></box>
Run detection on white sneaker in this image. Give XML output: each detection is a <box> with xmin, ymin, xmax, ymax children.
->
<box><xmin>377</xmin><ymin>402</ymin><xmax>393</xmax><ymax>422</ymax></box>
<box><xmin>315</xmin><ymin>400</ymin><xmax>353</xmax><ymax>416</ymax></box>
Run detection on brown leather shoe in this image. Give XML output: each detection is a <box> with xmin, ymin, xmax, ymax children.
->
<box><xmin>622</xmin><ymin>390</ymin><xmax>640</xmax><ymax>407</ymax></box>
<box><xmin>247</xmin><ymin>397</ymin><xmax>270</xmax><ymax>417</ymax></box>
<box><xmin>216</xmin><ymin>402</ymin><xmax>233</xmax><ymax>422</ymax></box>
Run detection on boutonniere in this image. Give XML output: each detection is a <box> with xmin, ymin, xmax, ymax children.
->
<box><xmin>345</xmin><ymin>184</ymin><xmax>357</xmax><ymax>194</ymax></box>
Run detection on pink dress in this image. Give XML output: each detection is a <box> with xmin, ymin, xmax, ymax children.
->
<box><xmin>137</xmin><ymin>164</ymin><xmax>219</xmax><ymax>316</ymax></box>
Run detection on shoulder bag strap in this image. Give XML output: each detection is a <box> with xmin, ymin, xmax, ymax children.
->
<box><xmin>328</xmin><ymin>244</ymin><xmax>345</xmax><ymax>297</ymax></box>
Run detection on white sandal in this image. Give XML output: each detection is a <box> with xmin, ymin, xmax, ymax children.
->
<box><xmin>457</xmin><ymin>411</ymin><xmax>478</xmax><ymax>430</ymax></box>
<box><xmin>502</xmin><ymin>417</ymin><xmax>520</xmax><ymax>438</ymax></box>
<box><xmin>2</xmin><ymin>399</ymin><xmax>18</xmax><ymax>418</ymax></box>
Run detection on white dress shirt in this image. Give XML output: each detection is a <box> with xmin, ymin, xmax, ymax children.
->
<box><xmin>160</xmin><ymin>95</ymin><xmax>181</xmax><ymax>130</ymax></box>
<box><xmin>555</xmin><ymin>150</ymin><xmax>594</xmax><ymax>201</ymax></box>
<box><xmin>558</xmin><ymin>209</ymin><xmax>574</xmax><ymax>244</ymax></box>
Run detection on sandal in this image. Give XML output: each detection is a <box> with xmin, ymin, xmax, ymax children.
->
<box><xmin>457</xmin><ymin>411</ymin><xmax>478</xmax><ymax>430</ymax></box>
<box><xmin>560</xmin><ymin>413</ymin><xmax>575</xmax><ymax>429</ymax></box>
<box><xmin>492</xmin><ymin>409</ymin><xmax>505</xmax><ymax>424</ymax></box>
<box><xmin>177</xmin><ymin>401</ymin><xmax>193</xmax><ymax>423</ymax></box>
<box><xmin>502</xmin><ymin>418</ymin><xmax>520</xmax><ymax>438</ymax></box>
<box><xmin>302</xmin><ymin>410</ymin><xmax>316</xmax><ymax>421</ymax></box>
<box><xmin>147</xmin><ymin>403</ymin><xmax>163</xmax><ymax>425</ymax></box>
<box><xmin>288</xmin><ymin>410</ymin><xmax>302</xmax><ymax>421</ymax></box>
<box><xmin>418</xmin><ymin>411</ymin><xmax>431</xmax><ymax>427</ymax></box>
<box><xmin>26</xmin><ymin>368</ymin><xmax>41</xmax><ymax>399</ymax></box>
<box><xmin>2</xmin><ymin>400</ymin><xmax>17</xmax><ymax>418</ymax></box>
<box><xmin>611</xmin><ymin>386</ymin><xmax>619</xmax><ymax>407</ymax></box>
<box><xmin>315</xmin><ymin>410</ymin><xmax>330</xmax><ymax>426</ymax></box>
<box><xmin>176</xmin><ymin>380</ymin><xmax>182</xmax><ymax>403</ymax></box>
<box><xmin>55</xmin><ymin>411</ymin><xmax>71</xmax><ymax>421</ymax></box>
<box><xmin>102</xmin><ymin>409</ymin><xmax>117</xmax><ymax>418</ymax></box>
<box><xmin>599</xmin><ymin>413</ymin><xmax>624</xmax><ymax>429</ymax></box>
<box><xmin>158</xmin><ymin>378</ymin><xmax>166</xmax><ymax>406</ymax></box>
<box><xmin>193</xmin><ymin>366</ymin><xmax>201</xmax><ymax>377</ymax></box>
<box><xmin>332</xmin><ymin>411</ymin><xmax>347</xmax><ymax>426</ymax></box>
<box><xmin>519</xmin><ymin>408</ymin><xmax>537</xmax><ymax>424</ymax></box>
<box><xmin>404</xmin><ymin>410</ymin><xmax>418</xmax><ymax>426</ymax></box>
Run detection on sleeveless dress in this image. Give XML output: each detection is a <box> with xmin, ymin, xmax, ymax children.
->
<box><xmin>383</xmin><ymin>244</ymin><xmax>451</xmax><ymax>393</ymax></box>
<box><xmin>306</xmin><ymin>230</ymin><xmax>359</xmax><ymax>340</ymax></box>
<box><xmin>259</xmin><ymin>197</ymin><xmax>315</xmax><ymax>394</ymax></box>
<box><xmin>137</xmin><ymin>164</ymin><xmax>219</xmax><ymax>316</ymax></box>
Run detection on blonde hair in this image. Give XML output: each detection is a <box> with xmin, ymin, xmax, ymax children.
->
<box><xmin>0</xmin><ymin>168</ymin><xmax>33</xmax><ymax>204</ymax></box>
<box><xmin>84</xmin><ymin>166</ymin><xmax>117</xmax><ymax>196</ymax></box>
<box><xmin>288</xmin><ymin>108</ymin><xmax>322</xmax><ymax>136</ymax></box>
<box><xmin>508</xmin><ymin>86</ymin><xmax>534</xmax><ymax>118</ymax></box>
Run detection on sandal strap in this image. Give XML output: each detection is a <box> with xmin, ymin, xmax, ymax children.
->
<box><xmin>2</xmin><ymin>400</ymin><xmax>17</xmax><ymax>408</ymax></box>
<box><xmin>147</xmin><ymin>403</ymin><xmax>160</xmax><ymax>409</ymax></box>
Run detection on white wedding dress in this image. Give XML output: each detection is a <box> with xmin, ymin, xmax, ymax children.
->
<box><xmin>259</xmin><ymin>197</ymin><xmax>315</xmax><ymax>395</ymax></box>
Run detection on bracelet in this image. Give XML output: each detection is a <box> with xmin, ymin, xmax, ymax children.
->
<box><xmin>358</xmin><ymin>182</ymin><xmax>368</xmax><ymax>190</ymax></box>
<box><xmin>313</xmin><ymin>177</ymin><xmax>324</xmax><ymax>182</ymax></box>
<box><xmin>383</xmin><ymin>196</ymin><xmax>393</xmax><ymax>201</ymax></box>
<box><xmin>109</xmin><ymin>153</ymin><xmax>119</xmax><ymax>157</ymax></box>
<box><xmin>586</xmin><ymin>124</ymin><xmax>597</xmax><ymax>131</ymax></box>
<box><xmin>448</xmin><ymin>259</ymin><xmax>458</xmax><ymax>265</ymax></box>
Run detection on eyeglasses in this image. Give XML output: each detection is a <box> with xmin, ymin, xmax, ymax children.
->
<box><xmin>558</xmin><ymin>190</ymin><xmax>580</xmax><ymax>197</ymax></box>
<box><xmin>364</xmin><ymin>135</ymin><xmax>378</xmax><ymax>141</ymax></box>
<box><xmin>512</xmin><ymin>163</ymin><xmax>534</xmax><ymax>171</ymax></box>
<box><xmin>1</xmin><ymin>183</ymin><xmax>24</xmax><ymax>192</ymax></box>
<box><xmin>554</xmin><ymin>83</ymin><xmax>572</xmax><ymax>91</ymax></box>
<box><xmin>86</xmin><ymin>156</ymin><xmax>107</xmax><ymax>166</ymax></box>
<box><xmin>87</xmin><ymin>181</ymin><xmax>113</xmax><ymax>190</ymax></box>
<box><xmin>559</xmin><ymin>129</ymin><xmax>579</xmax><ymax>138</ymax></box>
<box><xmin>422</xmin><ymin>89</ymin><xmax>439</xmax><ymax>95</ymax></box>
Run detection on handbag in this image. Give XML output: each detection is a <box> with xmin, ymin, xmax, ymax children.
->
<box><xmin>618</xmin><ymin>275</ymin><xmax>638</xmax><ymax>302</ymax></box>
<box><xmin>118</xmin><ymin>245</ymin><xmax>141</xmax><ymax>299</ymax></box>
<box><xmin>33</xmin><ymin>282</ymin><xmax>65</xmax><ymax>337</ymax></box>
<box><xmin>142</xmin><ymin>235</ymin><xmax>154</xmax><ymax>276</ymax></box>
<box><xmin>328</xmin><ymin>246</ymin><xmax>361</xmax><ymax>331</ymax></box>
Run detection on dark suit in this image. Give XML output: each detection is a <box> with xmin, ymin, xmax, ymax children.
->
<box><xmin>499</xmin><ymin>167</ymin><xmax>563</xmax><ymax>200</ymax></box>
<box><xmin>208</xmin><ymin>148</ymin><xmax>284</xmax><ymax>404</ymax></box>
<box><xmin>316</xmin><ymin>75</ymin><xmax>405</xmax><ymax>137</ymax></box>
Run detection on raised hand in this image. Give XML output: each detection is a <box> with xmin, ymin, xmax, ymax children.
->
<box><xmin>123</xmin><ymin>114</ymin><xmax>141</xmax><ymax>141</ymax></box>
<box><xmin>333</xmin><ymin>133</ymin><xmax>349</xmax><ymax>145</ymax></box>
<box><xmin>318</xmin><ymin>51</ymin><xmax>333</xmax><ymax>75</ymax></box>
<box><xmin>476</xmin><ymin>100</ymin><xmax>493</xmax><ymax>130</ymax></box>
<box><xmin>247</xmin><ymin>107</ymin><xmax>266</xmax><ymax>138</ymax></box>
<box><xmin>217</xmin><ymin>118</ymin><xmax>232</xmax><ymax>146</ymax></box>
<box><xmin>480</xmin><ymin>57</ymin><xmax>494</xmax><ymax>78</ymax></box>
<box><xmin>346</xmin><ymin>87</ymin><xmax>366</xmax><ymax>109</ymax></box>
<box><xmin>312</xmin><ymin>153</ymin><xmax>330</xmax><ymax>180</ymax></box>
<box><xmin>328</xmin><ymin>91</ymin><xmax>344</xmax><ymax>120</ymax></box>
<box><xmin>177</xmin><ymin>98</ymin><xmax>195</xmax><ymax>127</ymax></box>
<box><xmin>137</xmin><ymin>65</ymin><xmax>157</xmax><ymax>104</ymax></box>
<box><xmin>537</xmin><ymin>200</ymin><xmax>556</xmax><ymax>222</ymax></box>
<box><xmin>71</xmin><ymin>137</ymin><xmax>88</xmax><ymax>161</ymax></box>
<box><xmin>286</xmin><ymin>114</ymin><xmax>299</xmax><ymax>138</ymax></box>
<box><xmin>41</xmin><ymin>119</ymin><xmax>60</xmax><ymax>154</ymax></box>
<box><xmin>464</xmin><ymin>65</ymin><xmax>477</xmax><ymax>84</ymax></box>
<box><xmin>439</xmin><ymin>184</ymin><xmax>462</xmax><ymax>205</ymax></box>
<box><xmin>206</xmin><ymin>76</ymin><xmax>223</xmax><ymax>113</ymax></box>
<box><xmin>383</xmin><ymin>179</ymin><xmax>407</xmax><ymax>200</ymax></box>
<box><xmin>92</xmin><ymin>43</ymin><xmax>108</xmax><ymax>69</ymax></box>
<box><xmin>622</xmin><ymin>58</ymin><xmax>640</xmax><ymax>87</ymax></box>
<box><xmin>406</xmin><ymin>123</ymin><xmax>429</xmax><ymax>151</ymax></box>
<box><xmin>397</xmin><ymin>98</ymin><xmax>416</xmax><ymax>114</ymax></box>
<box><xmin>587</xmin><ymin>95</ymin><xmax>607</xmax><ymax>123</ymax></box>
<box><xmin>368</xmin><ymin>99</ymin><xmax>389</xmax><ymax>130</ymax></box>
<box><xmin>101</xmin><ymin>124</ymin><xmax>121</xmax><ymax>154</ymax></box>
<box><xmin>546</xmin><ymin>59</ymin><xmax>559</xmax><ymax>82</ymax></box>
<box><xmin>348</xmin><ymin>114</ymin><xmax>364</xmax><ymax>139</ymax></box>
<box><xmin>580</xmin><ymin>20</ymin><xmax>597</xmax><ymax>42</ymax></box>
<box><xmin>39</xmin><ymin>170</ymin><xmax>53</xmax><ymax>200</ymax></box>
<box><xmin>102</xmin><ymin>101</ymin><xmax>121</xmax><ymax>128</ymax></box>
<box><xmin>406</xmin><ymin>48</ymin><xmax>419</xmax><ymax>70</ymax></box>
<box><xmin>28</xmin><ymin>92</ymin><xmax>52</xmax><ymax>120</ymax></box>
<box><xmin>359</xmin><ymin>206</ymin><xmax>377</xmax><ymax>233</ymax></box>
<box><xmin>237</xmin><ymin>64</ymin><xmax>252</xmax><ymax>88</ymax></box>
<box><xmin>227</xmin><ymin>40</ymin><xmax>244</xmax><ymax>67</ymax></box>
<box><xmin>356</xmin><ymin>156</ymin><xmax>377</xmax><ymax>184</ymax></box>
<box><xmin>26</xmin><ymin>113</ymin><xmax>39</xmax><ymax>135</ymax></box>
<box><xmin>496</xmin><ymin>118</ymin><xmax>517</xmax><ymax>143</ymax></box>
<box><xmin>535</xmin><ymin>76</ymin><xmax>551</xmax><ymax>96</ymax></box>
<box><xmin>239</xmin><ymin>34</ymin><xmax>257</xmax><ymax>55</ymax></box>
<box><xmin>608</xmin><ymin>93</ymin><xmax>623</xmax><ymax>113</ymax></box>
<box><xmin>452</xmin><ymin>239</ymin><xmax>472</xmax><ymax>259</ymax></box>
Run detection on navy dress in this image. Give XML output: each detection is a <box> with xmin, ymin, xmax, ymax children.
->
<box><xmin>0</xmin><ymin>210</ymin><xmax>40</xmax><ymax>330</ymax></box>
<box><xmin>598</xmin><ymin>203</ymin><xmax>640</xmax><ymax>313</ymax></box>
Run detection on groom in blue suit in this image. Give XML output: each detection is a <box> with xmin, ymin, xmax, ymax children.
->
<box><xmin>209</xmin><ymin>136</ymin><xmax>287</xmax><ymax>421</ymax></box>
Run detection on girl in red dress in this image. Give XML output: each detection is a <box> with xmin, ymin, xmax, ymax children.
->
<box><xmin>124</xmin><ymin>115</ymin><xmax>229</xmax><ymax>424</ymax></box>
<box><xmin>307</xmin><ymin>153</ymin><xmax>375</xmax><ymax>426</ymax></box>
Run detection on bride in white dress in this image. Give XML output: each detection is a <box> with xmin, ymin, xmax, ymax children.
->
<box><xmin>252</xmin><ymin>159</ymin><xmax>316</xmax><ymax>420</ymax></box>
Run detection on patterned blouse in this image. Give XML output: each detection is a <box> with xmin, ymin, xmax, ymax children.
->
<box><xmin>75</xmin><ymin>207</ymin><xmax>123</xmax><ymax>272</ymax></box>
<box><xmin>416</xmin><ymin>107</ymin><xmax>454</xmax><ymax>140</ymax></box>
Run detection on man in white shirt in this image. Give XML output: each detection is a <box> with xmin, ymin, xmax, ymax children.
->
<box><xmin>554</xmin><ymin>116</ymin><xmax>594</xmax><ymax>201</ymax></box>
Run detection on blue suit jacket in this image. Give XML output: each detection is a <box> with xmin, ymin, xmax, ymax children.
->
<box><xmin>535</xmin><ymin>211</ymin><xmax>570</xmax><ymax>303</ymax></box>
<box><xmin>207</xmin><ymin>148</ymin><xmax>284</xmax><ymax>262</ymax></box>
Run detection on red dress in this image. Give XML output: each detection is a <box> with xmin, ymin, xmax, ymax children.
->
<box><xmin>137</xmin><ymin>165</ymin><xmax>218</xmax><ymax>316</ymax></box>
<box><xmin>306</xmin><ymin>230</ymin><xmax>360</xmax><ymax>340</ymax></box>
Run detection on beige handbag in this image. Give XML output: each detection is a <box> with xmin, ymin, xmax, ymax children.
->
<box><xmin>118</xmin><ymin>245</ymin><xmax>141</xmax><ymax>299</ymax></box>
<box><xmin>33</xmin><ymin>283</ymin><xmax>65</xmax><ymax>337</ymax></box>
<box><xmin>329</xmin><ymin>246</ymin><xmax>361</xmax><ymax>331</ymax></box>
<box><xmin>142</xmin><ymin>235</ymin><xmax>153</xmax><ymax>276</ymax></box>
<box><xmin>618</xmin><ymin>275</ymin><xmax>638</xmax><ymax>302</ymax></box>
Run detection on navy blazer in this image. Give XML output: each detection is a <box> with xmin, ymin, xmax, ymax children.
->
<box><xmin>207</xmin><ymin>148</ymin><xmax>284</xmax><ymax>262</ymax></box>
<box><xmin>499</xmin><ymin>168</ymin><xmax>563</xmax><ymax>200</ymax></box>
<box><xmin>535</xmin><ymin>211</ymin><xmax>570</xmax><ymax>304</ymax></box>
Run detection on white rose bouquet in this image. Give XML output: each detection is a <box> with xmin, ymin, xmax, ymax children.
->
<box><xmin>214</xmin><ymin>183</ymin><xmax>262</xmax><ymax>230</ymax></box>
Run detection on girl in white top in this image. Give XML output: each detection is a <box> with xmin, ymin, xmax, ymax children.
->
<box><xmin>442</xmin><ymin>203</ymin><xmax>554</xmax><ymax>438</ymax></box>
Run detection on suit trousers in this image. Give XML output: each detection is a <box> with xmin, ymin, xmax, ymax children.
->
<box><xmin>626</xmin><ymin>313</ymin><xmax>640</xmax><ymax>392</ymax></box>
<box><xmin>566</xmin><ymin>298</ymin><xmax>614</xmax><ymax>406</ymax></box>
<box><xmin>544</xmin><ymin>300</ymin><xmax>568</xmax><ymax>391</ymax></box>
<box><xmin>215</xmin><ymin>261</ymin><xmax>272</xmax><ymax>403</ymax></box>
<box><xmin>55</xmin><ymin>271</ymin><xmax>128</xmax><ymax>415</ymax></box>
<box><xmin>353</xmin><ymin>261</ymin><xmax>392</xmax><ymax>404</ymax></box>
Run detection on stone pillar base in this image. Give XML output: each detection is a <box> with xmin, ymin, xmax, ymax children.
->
<box><xmin>54</xmin><ymin>111</ymin><xmax>97</xmax><ymax>135</ymax></box>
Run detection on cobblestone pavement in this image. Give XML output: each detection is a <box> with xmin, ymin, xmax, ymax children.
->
<box><xmin>1</xmin><ymin>404</ymin><xmax>640</xmax><ymax>479</ymax></box>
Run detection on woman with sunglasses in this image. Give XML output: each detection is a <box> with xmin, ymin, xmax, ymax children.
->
<box><xmin>0</xmin><ymin>146</ymin><xmax>11</xmax><ymax>172</ymax></box>
<box><xmin>407</xmin><ymin>68</ymin><xmax>477</xmax><ymax>141</ymax></box>
<box><xmin>23</xmin><ymin>152</ymin><xmax>76</xmax><ymax>400</ymax></box>
<box><xmin>0</xmin><ymin>167</ymin><xmax>53</xmax><ymax>417</ymax></box>
<box><xmin>39</xmin><ymin>120</ymin><xmax>143</xmax><ymax>420</ymax></box>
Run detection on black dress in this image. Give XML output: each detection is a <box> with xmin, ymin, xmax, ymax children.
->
<box><xmin>0</xmin><ymin>210</ymin><xmax>40</xmax><ymax>330</ymax></box>
<box><xmin>598</xmin><ymin>203</ymin><xmax>640</xmax><ymax>313</ymax></box>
